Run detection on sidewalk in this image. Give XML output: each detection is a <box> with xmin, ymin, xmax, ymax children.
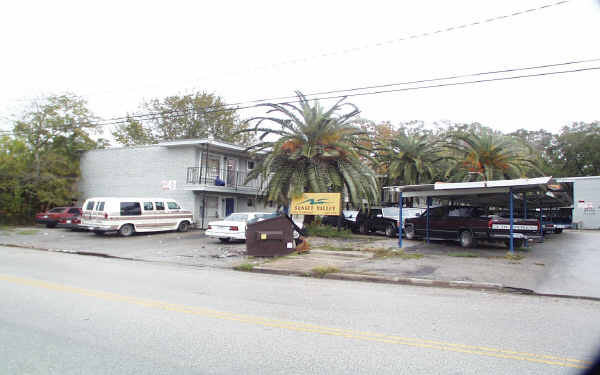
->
<box><xmin>244</xmin><ymin>231</ymin><xmax>600</xmax><ymax>299</ymax></box>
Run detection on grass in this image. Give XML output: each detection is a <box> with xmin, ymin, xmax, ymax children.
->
<box><xmin>16</xmin><ymin>229</ymin><xmax>39</xmax><ymax>235</ymax></box>
<box><xmin>371</xmin><ymin>248</ymin><xmax>424</xmax><ymax>260</ymax></box>
<box><xmin>505</xmin><ymin>252</ymin><xmax>525</xmax><ymax>261</ymax></box>
<box><xmin>0</xmin><ymin>225</ymin><xmax>16</xmax><ymax>231</ymax></box>
<box><xmin>318</xmin><ymin>244</ymin><xmax>356</xmax><ymax>252</ymax></box>
<box><xmin>305</xmin><ymin>224</ymin><xmax>354</xmax><ymax>239</ymax></box>
<box><xmin>234</xmin><ymin>263</ymin><xmax>255</xmax><ymax>271</ymax></box>
<box><xmin>447</xmin><ymin>251</ymin><xmax>479</xmax><ymax>258</ymax></box>
<box><xmin>311</xmin><ymin>266</ymin><xmax>339</xmax><ymax>278</ymax></box>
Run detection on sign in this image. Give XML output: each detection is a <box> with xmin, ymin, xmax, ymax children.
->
<box><xmin>161</xmin><ymin>180</ymin><xmax>176</xmax><ymax>191</ymax></box>
<box><xmin>290</xmin><ymin>193</ymin><xmax>341</xmax><ymax>215</ymax></box>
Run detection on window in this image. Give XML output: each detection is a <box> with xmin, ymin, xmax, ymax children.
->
<box><xmin>155</xmin><ymin>202</ymin><xmax>165</xmax><ymax>210</ymax></box>
<box><xmin>167</xmin><ymin>201</ymin><xmax>180</xmax><ymax>210</ymax></box>
<box><xmin>49</xmin><ymin>207</ymin><xmax>65</xmax><ymax>213</ymax></box>
<box><xmin>68</xmin><ymin>208</ymin><xmax>80</xmax><ymax>214</ymax></box>
<box><xmin>247</xmin><ymin>198</ymin><xmax>254</xmax><ymax>207</ymax></box>
<box><xmin>247</xmin><ymin>160</ymin><xmax>255</xmax><ymax>171</ymax></box>
<box><xmin>85</xmin><ymin>201</ymin><xmax>95</xmax><ymax>210</ymax></box>
<box><xmin>144</xmin><ymin>202</ymin><xmax>154</xmax><ymax>211</ymax></box>
<box><xmin>120</xmin><ymin>202</ymin><xmax>141</xmax><ymax>216</ymax></box>
<box><xmin>96</xmin><ymin>202</ymin><xmax>105</xmax><ymax>211</ymax></box>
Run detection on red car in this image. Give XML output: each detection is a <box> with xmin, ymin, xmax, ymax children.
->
<box><xmin>35</xmin><ymin>207</ymin><xmax>82</xmax><ymax>228</ymax></box>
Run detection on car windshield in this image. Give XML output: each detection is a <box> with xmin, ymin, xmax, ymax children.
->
<box><xmin>224</xmin><ymin>213</ymin><xmax>249</xmax><ymax>222</ymax></box>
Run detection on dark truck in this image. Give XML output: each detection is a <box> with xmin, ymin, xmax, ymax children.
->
<box><xmin>404</xmin><ymin>206</ymin><xmax>541</xmax><ymax>248</ymax></box>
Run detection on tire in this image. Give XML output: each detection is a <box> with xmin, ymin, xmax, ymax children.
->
<box><xmin>119</xmin><ymin>224</ymin><xmax>135</xmax><ymax>237</ymax></box>
<box><xmin>219</xmin><ymin>238</ymin><xmax>230</xmax><ymax>243</ymax></box>
<box><xmin>459</xmin><ymin>230</ymin><xmax>474</xmax><ymax>248</ymax></box>
<box><xmin>177</xmin><ymin>221</ymin><xmax>190</xmax><ymax>232</ymax></box>
<box><xmin>405</xmin><ymin>225</ymin><xmax>416</xmax><ymax>240</ymax></box>
<box><xmin>46</xmin><ymin>222</ymin><xmax>57</xmax><ymax>228</ymax></box>
<box><xmin>385</xmin><ymin>224</ymin><xmax>396</xmax><ymax>238</ymax></box>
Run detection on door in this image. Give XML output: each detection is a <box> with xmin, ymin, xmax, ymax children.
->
<box><xmin>226</xmin><ymin>158</ymin><xmax>237</xmax><ymax>187</ymax></box>
<box><xmin>225</xmin><ymin>198</ymin><xmax>235</xmax><ymax>217</ymax></box>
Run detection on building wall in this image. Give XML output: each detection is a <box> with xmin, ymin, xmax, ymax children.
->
<box><xmin>79</xmin><ymin>145</ymin><xmax>198</xmax><ymax>220</ymax></box>
<box><xmin>571</xmin><ymin>177</ymin><xmax>600</xmax><ymax>229</ymax></box>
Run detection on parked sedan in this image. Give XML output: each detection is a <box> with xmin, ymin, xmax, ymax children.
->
<box><xmin>205</xmin><ymin>212</ymin><xmax>275</xmax><ymax>243</ymax></box>
<box><xmin>35</xmin><ymin>207</ymin><xmax>82</xmax><ymax>228</ymax></box>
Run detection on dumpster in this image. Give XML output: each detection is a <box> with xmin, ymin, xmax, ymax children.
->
<box><xmin>246</xmin><ymin>215</ymin><xmax>295</xmax><ymax>257</ymax></box>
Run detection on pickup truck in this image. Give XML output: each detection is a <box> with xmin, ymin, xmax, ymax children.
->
<box><xmin>404</xmin><ymin>206</ymin><xmax>541</xmax><ymax>248</ymax></box>
<box><xmin>350</xmin><ymin>207</ymin><xmax>424</xmax><ymax>237</ymax></box>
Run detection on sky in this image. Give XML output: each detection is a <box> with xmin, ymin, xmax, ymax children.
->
<box><xmin>1</xmin><ymin>0</ymin><xmax>599</xmax><ymax>140</ymax></box>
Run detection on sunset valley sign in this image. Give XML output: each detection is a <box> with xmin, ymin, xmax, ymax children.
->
<box><xmin>290</xmin><ymin>193</ymin><xmax>341</xmax><ymax>215</ymax></box>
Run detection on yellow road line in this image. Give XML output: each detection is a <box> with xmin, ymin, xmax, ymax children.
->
<box><xmin>0</xmin><ymin>274</ymin><xmax>589</xmax><ymax>369</ymax></box>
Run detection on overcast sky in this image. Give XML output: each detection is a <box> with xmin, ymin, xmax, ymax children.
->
<box><xmin>1</xmin><ymin>0</ymin><xmax>599</xmax><ymax>138</ymax></box>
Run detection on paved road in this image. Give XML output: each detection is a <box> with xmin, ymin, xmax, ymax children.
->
<box><xmin>1</xmin><ymin>246</ymin><xmax>599</xmax><ymax>374</ymax></box>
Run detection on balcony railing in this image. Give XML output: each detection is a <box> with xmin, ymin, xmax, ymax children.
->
<box><xmin>186</xmin><ymin>167</ymin><xmax>263</xmax><ymax>191</ymax></box>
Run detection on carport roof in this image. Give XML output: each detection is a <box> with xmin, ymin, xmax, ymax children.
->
<box><xmin>384</xmin><ymin>177</ymin><xmax>572</xmax><ymax>208</ymax></box>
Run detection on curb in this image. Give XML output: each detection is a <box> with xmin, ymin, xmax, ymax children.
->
<box><xmin>249</xmin><ymin>266</ymin><xmax>600</xmax><ymax>302</ymax></box>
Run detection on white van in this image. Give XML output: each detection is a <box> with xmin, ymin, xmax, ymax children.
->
<box><xmin>80</xmin><ymin>197</ymin><xmax>194</xmax><ymax>236</ymax></box>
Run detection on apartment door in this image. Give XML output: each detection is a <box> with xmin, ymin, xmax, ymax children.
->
<box><xmin>226</xmin><ymin>158</ymin><xmax>237</xmax><ymax>187</ymax></box>
<box><xmin>225</xmin><ymin>198</ymin><xmax>235</xmax><ymax>217</ymax></box>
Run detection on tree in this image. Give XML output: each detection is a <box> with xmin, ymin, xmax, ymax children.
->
<box><xmin>2</xmin><ymin>94</ymin><xmax>106</xmax><ymax>222</ymax></box>
<box><xmin>444</xmin><ymin>127</ymin><xmax>541</xmax><ymax>181</ymax></box>
<box><xmin>551</xmin><ymin>121</ymin><xmax>600</xmax><ymax>177</ymax></box>
<box><xmin>112</xmin><ymin>92</ymin><xmax>255</xmax><ymax>146</ymax></box>
<box><xmin>379</xmin><ymin>131</ymin><xmax>444</xmax><ymax>186</ymax></box>
<box><xmin>509</xmin><ymin>128</ymin><xmax>557</xmax><ymax>176</ymax></box>
<box><xmin>240</xmin><ymin>91</ymin><xmax>379</xmax><ymax>209</ymax></box>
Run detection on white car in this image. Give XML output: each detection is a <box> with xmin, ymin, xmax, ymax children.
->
<box><xmin>205</xmin><ymin>212</ymin><xmax>277</xmax><ymax>243</ymax></box>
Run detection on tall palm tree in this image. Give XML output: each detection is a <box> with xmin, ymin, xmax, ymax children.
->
<box><xmin>379</xmin><ymin>133</ymin><xmax>444</xmax><ymax>186</ymax></box>
<box><xmin>445</xmin><ymin>130</ymin><xmax>541</xmax><ymax>181</ymax></box>
<box><xmin>239</xmin><ymin>91</ymin><xmax>379</xmax><ymax>209</ymax></box>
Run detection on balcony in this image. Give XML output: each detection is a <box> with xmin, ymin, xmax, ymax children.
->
<box><xmin>185</xmin><ymin>167</ymin><xmax>263</xmax><ymax>193</ymax></box>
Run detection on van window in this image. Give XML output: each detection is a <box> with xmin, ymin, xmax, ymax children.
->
<box><xmin>96</xmin><ymin>202</ymin><xmax>105</xmax><ymax>211</ymax></box>
<box><xmin>85</xmin><ymin>201</ymin><xmax>95</xmax><ymax>210</ymax></box>
<box><xmin>155</xmin><ymin>202</ymin><xmax>165</xmax><ymax>210</ymax></box>
<box><xmin>143</xmin><ymin>202</ymin><xmax>154</xmax><ymax>211</ymax></box>
<box><xmin>120</xmin><ymin>202</ymin><xmax>141</xmax><ymax>216</ymax></box>
<box><xmin>167</xmin><ymin>202</ymin><xmax>180</xmax><ymax>210</ymax></box>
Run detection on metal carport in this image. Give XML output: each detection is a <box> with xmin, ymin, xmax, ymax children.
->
<box><xmin>384</xmin><ymin>177</ymin><xmax>573</xmax><ymax>253</ymax></box>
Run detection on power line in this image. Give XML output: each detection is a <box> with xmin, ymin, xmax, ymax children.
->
<box><xmin>93</xmin><ymin>57</ymin><xmax>600</xmax><ymax>126</ymax></box>
<box><xmin>0</xmin><ymin>0</ymin><xmax>573</xmax><ymax>106</ymax></box>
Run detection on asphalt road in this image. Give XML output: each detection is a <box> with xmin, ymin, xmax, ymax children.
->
<box><xmin>1</xmin><ymin>246</ymin><xmax>599</xmax><ymax>374</ymax></box>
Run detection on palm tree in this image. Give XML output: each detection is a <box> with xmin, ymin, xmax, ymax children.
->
<box><xmin>379</xmin><ymin>132</ymin><xmax>444</xmax><ymax>186</ymax></box>
<box><xmin>444</xmin><ymin>130</ymin><xmax>541</xmax><ymax>181</ymax></box>
<box><xmin>239</xmin><ymin>91</ymin><xmax>379</xmax><ymax>209</ymax></box>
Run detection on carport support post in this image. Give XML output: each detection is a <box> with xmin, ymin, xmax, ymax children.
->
<box><xmin>539</xmin><ymin>206</ymin><xmax>544</xmax><ymax>238</ymax></box>
<box><xmin>398</xmin><ymin>191</ymin><xmax>403</xmax><ymax>248</ymax></box>
<box><xmin>509</xmin><ymin>187</ymin><xmax>514</xmax><ymax>254</ymax></box>
<box><xmin>426</xmin><ymin>196</ymin><xmax>431</xmax><ymax>244</ymax></box>
<box><xmin>523</xmin><ymin>193</ymin><xmax>528</xmax><ymax>248</ymax></box>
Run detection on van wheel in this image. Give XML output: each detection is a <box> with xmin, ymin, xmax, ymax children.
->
<box><xmin>177</xmin><ymin>221</ymin><xmax>190</xmax><ymax>232</ymax></box>
<box><xmin>119</xmin><ymin>224</ymin><xmax>135</xmax><ymax>237</ymax></box>
<box><xmin>385</xmin><ymin>224</ymin><xmax>396</xmax><ymax>237</ymax></box>
<box><xmin>219</xmin><ymin>238</ymin><xmax>230</xmax><ymax>243</ymax></box>
<box><xmin>405</xmin><ymin>225</ymin><xmax>416</xmax><ymax>240</ymax></box>
<box><xmin>459</xmin><ymin>230</ymin><xmax>475</xmax><ymax>248</ymax></box>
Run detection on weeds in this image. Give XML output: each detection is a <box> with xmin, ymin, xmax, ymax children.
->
<box><xmin>371</xmin><ymin>249</ymin><xmax>424</xmax><ymax>260</ymax></box>
<box><xmin>447</xmin><ymin>252</ymin><xmax>479</xmax><ymax>258</ymax></box>
<box><xmin>234</xmin><ymin>263</ymin><xmax>255</xmax><ymax>271</ymax></box>
<box><xmin>311</xmin><ymin>266</ymin><xmax>339</xmax><ymax>278</ymax></box>
<box><xmin>0</xmin><ymin>225</ymin><xmax>16</xmax><ymax>231</ymax></box>
<box><xmin>318</xmin><ymin>244</ymin><xmax>356</xmax><ymax>252</ymax></box>
<box><xmin>305</xmin><ymin>224</ymin><xmax>353</xmax><ymax>239</ymax></box>
<box><xmin>505</xmin><ymin>253</ymin><xmax>525</xmax><ymax>261</ymax></box>
<box><xmin>16</xmin><ymin>229</ymin><xmax>38</xmax><ymax>235</ymax></box>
